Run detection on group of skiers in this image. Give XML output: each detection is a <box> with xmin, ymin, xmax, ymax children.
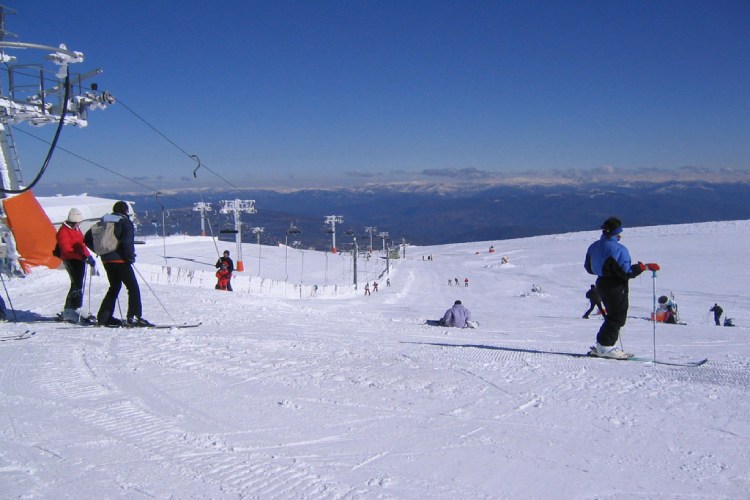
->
<box><xmin>47</xmin><ymin>210</ymin><xmax>733</xmax><ymax>345</ymax></box>
<box><xmin>215</xmin><ymin>250</ymin><xmax>234</xmax><ymax>291</ymax></box>
<box><xmin>55</xmin><ymin>201</ymin><xmax>152</xmax><ymax>327</ymax></box>
<box><xmin>710</xmin><ymin>303</ymin><xmax>734</xmax><ymax>327</ymax></box>
<box><xmin>52</xmin><ymin>201</ymin><xmax>241</xmax><ymax>327</ymax></box>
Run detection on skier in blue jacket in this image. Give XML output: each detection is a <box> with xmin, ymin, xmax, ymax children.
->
<box><xmin>584</xmin><ymin>217</ymin><xmax>647</xmax><ymax>359</ymax></box>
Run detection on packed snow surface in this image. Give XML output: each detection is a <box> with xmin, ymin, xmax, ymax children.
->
<box><xmin>1</xmin><ymin>220</ymin><xmax>749</xmax><ymax>498</ymax></box>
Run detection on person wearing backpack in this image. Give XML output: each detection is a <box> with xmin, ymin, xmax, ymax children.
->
<box><xmin>85</xmin><ymin>201</ymin><xmax>152</xmax><ymax>327</ymax></box>
<box><xmin>56</xmin><ymin>208</ymin><xmax>96</xmax><ymax>323</ymax></box>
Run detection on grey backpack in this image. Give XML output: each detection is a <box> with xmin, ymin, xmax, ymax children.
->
<box><xmin>90</xmin><ymin>221</ymin><xmax>118</xmax><ymax>255</ymax></box>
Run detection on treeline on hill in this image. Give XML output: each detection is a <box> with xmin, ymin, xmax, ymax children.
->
<box><xmin>103</xmin><ymin>181</ymin><xmax>750</xmax><ymax>250</ymax></box>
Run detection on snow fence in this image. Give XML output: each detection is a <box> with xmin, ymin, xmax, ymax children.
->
<box><xmin>136</xmin><ymin>263</ymin><xmax>356</xmax><ymax>299</ymax></box>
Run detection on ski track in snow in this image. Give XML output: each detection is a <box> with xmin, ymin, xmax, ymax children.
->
<box><xmin>1</xmin><ymin>221</ymin><xmax>749</xmax><ymax>498</ymax></box>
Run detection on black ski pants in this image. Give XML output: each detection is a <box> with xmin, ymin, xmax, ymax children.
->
<box><xmin>595</xmin><ymin>278</ymin><xmax>629</xmax><ymax>347</ymax></box>
<box><xmin>98</xmin><ymin>262</ymin><xmax>142</xmax><ymax>323</ymax></box>
<box><xmin>63</xmin><ymin>259</ymin><xmax>86</xmax><ymax>310</ymax></box>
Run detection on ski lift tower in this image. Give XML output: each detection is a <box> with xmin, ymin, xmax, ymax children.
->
<box><xmin>192</xmin><ymin>201</ymin><xmax>212</xmax><ymax>236</ymax></box>
<box><xmin>379</xmin><ymin>231</ymin><xmax>390</xmax><ymax>275</ymax></box>
<box><xmin>219</xmin><ymin>199</ymin><xmax>256</xmax><ymax>272</ymax></box>
<box><xmin>378</xmin><ymin>231</ymin><xmax>389</xmax><ymax>252</ymax></box>
<box><xmin>345</xmin><ymin>230</ymin><xmax>359</xmax><ymax>289</ymax></box>
<box><xmin>0</xmin><ymin>5</ymin><xmax>115</xmax><ymax>194</ymax></box>
<box><xmin>251</xmin><ymin>226</ymin><xmax>264</xmax><ymax>276</ymax></box>
<box><xmin>364</xmin><ymin>226</ymin><xmax>377</xmax><ymax>252</ymax></box>
<box><xmin>324</xmin><ymin>215</ymin><xmax>343</xmax><ymax>253</ymax></box>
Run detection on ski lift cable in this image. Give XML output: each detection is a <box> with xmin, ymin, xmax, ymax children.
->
<box><xmin>199</xmin><ymin>191</ymin><xmax>221</xmax><ymax>258</ymax></box>
<box><xmin>115</xmin><ymin>98</ymin><xmax>247</xmax><ymax>196</ymax></box>
<box><xmin>3</xmin><ymin>68</ymin><xmax>231</xmax><ymax>193</ymax></box>
<box><xmin>11</xmin><ymin>127</ymin><xmax>196</xmax><ymax>209</ymax></box>
<box><xmin>0</xmin><ymin>70</ymin><xmax>71</xmax><ymax>194</ymax></box>
<box><xmin>9</xmin><ymin>66</ymin><xmax>251</xmax><ymax>200</ymax></box>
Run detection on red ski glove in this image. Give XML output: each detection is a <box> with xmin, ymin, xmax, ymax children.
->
<box><xmin>646</xmin><ymin>263</ymin><xmax>660</xmax><ymax>271</ymax></box>
<box><xmin>637</xmin><ymin>262</ymin><xmax>647</xmax><ymax>271</ymax></box>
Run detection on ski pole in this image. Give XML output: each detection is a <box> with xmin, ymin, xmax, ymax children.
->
<box><xmin>87</xmin><ymin>266</ymin><xmax>94</xmax><ymax>317</ymax></box>
<box><xmin>0</xmin><ymin>270</ymin><xmax>17</xmax><ymax>322</ymax></box>
<box><xmin>133</xmin><ymin>264</ymin><xmax>177</xmax><ymax>325</ymax></box>
<box><xmin>78</xmin><ymin>263</ymin><xmax>87</xmax><ymax>323</ymax></box>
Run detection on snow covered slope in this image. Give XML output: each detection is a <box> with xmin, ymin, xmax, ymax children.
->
<box><xmin>1</xmin><ymin>220</ymin><xmax>748</xmax><ymax>498</ymax></box>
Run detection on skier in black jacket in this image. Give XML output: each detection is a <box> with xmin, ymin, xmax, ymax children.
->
<box><xmin>710</xmin><ymin>303</ymin><xmax>723</xmax><ymax>326</ymax></box>
<box><xmin>85</xmin><ymin>201</ymin><xmax>152</xmax><ymax>327</ymax></box>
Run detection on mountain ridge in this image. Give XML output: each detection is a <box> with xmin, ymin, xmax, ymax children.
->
<box><xmin>99</xmin><ymin>180</ymin><xmax>750</xmax><ymax>248</ymax></box>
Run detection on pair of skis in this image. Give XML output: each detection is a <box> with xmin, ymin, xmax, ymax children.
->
<box><xmin>50</xmin><ymin>313</ymin><xmax>201</xmax><ymax>329</ymax></box>
<box><xmin>56</xmin><ymin>321</ymin><xmax>202</xmax><ymax>330</ymax></box>
<box><xmin>587</xmin><ymin>345</ymin><xmax>707</xmax><ymax>367</ymax></box>
<box><xmin>0</xmin><ymin>330</ymin><xmax>36</xmax><ymax>342</ymax></box>
<box><xmin>586</xmin><ymin>350</ymin><xmax>707</xmax><ymax>367</ymax></box>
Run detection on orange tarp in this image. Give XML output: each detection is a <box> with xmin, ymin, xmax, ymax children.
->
<box><xmin>3</xmin><ymin>190</ymin><xmax>61</xmax><ymax>273</ymax></box>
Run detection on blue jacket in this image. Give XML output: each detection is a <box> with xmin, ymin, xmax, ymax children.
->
<box><xmin>584</xmin><ymin>234</ymin><xmax>642</xmax><ymax>283</ymax></box>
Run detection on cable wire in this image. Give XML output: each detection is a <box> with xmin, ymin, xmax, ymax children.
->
<box><xmin>0</xmin><ymin>70</ymin><xmax>70</xmax><ymax>194</ymax></box>
<box><xmin>115</xmin><ymin>98</ymin><xmax>247</xmax><ymax>194</ymax></box>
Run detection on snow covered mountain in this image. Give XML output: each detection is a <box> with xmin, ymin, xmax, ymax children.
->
<box><xmin>1</xmin><ymin>220</ymin><xmax>748</xmax><ymax>497</ymax></box>
<box><xmin>107</xmin><ymin>180</ymin><xmax>750</xmax><ymax>247</ymax></box>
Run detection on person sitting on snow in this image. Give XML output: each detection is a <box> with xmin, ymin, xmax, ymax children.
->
<box><xmin>439</xmin><ymin>300</ymin><xmax>471</xmax><ymax>328</ymax></box>
<box><xmin>656</xmin><ymin>295</ymin><xmax>680</xmax><ymax>324</ymax></box>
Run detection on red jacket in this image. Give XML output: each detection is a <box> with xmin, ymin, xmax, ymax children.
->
<box><xmin>56</xmin><ymin>222</ymin><xmax>91</xmax><ymax>261</ymax></box>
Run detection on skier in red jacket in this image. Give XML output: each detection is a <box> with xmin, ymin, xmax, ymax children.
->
<box><xmin>56</xmin><ymin>208</ymin><xmax>96</xmax><ymax>323</ymax></box>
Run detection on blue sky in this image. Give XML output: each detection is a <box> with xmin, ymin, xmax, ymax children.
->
<box><xmin>5</xmin><ymin>0</ymin><xmax>749</xmax><ymax>195</ymax></box>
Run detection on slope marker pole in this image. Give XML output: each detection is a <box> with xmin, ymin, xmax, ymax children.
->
<box><xmin>651</xmin><ymin>269</ymin><xmax>658</xmax><ymax>363</ymax></box>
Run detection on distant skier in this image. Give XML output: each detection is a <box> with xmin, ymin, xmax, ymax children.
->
<box><xmin>386</xmin><ymin>278</ymin><xmax>391</xmax><ymax>287</ymax></box>
<box><xmin>373</xmin><ymin>281</ymin><xmax>379</xmax><ymax>292</ymax></box>
<box><xmin>582</xmin><ymin>284</ymin><xmax>606</xmax><ymax>319</ymax></box>
<box><xmin>454</xmin><ymin>278</ymin><xmax>459</xmax><ymax>286</ymax></box>
<box><xmin>710</xmin><ymin>303</ymin><xmax>723</xmax><ymax>326</ymax></box>
<box><xmin>215</xmin><ymin>250</ymin><xmax>234</xmax><ymax>291</ymax></box>
<box><xmin>364</xmin><ymin>282</ymin><xmax>370</xmax><ymax>296</ymax></box>
<box><xmin>439</xmin><ymin>300</ymin><xmax>472</xmax><ymax>328</ymax></box>
<box><xmin>464</xmin><ymin>278</ymin><xmax>469</xmax><ymax>287</ymax></box>
<box><xmin>584</xmin><ymin>217</ymin><xmax>656</xmax><ymax>359</ymax></box>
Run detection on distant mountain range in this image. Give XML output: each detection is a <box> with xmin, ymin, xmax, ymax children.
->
<box><xmin>101</xmin><ymin>180</ymin><xmax>750</xmax><ymax>249</ymax></box>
